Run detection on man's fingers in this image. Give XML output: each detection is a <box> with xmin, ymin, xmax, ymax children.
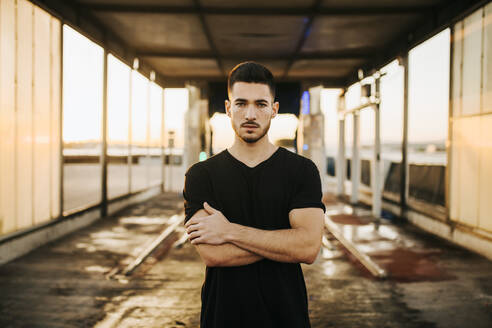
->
<box><xmin>185</xmin><ymin>216</ymin><xmax>204</xmax><ymax>228</ymax></box>
<box><xmin>188</xmin><ymin>231</ymin><xmax>200</xmax><ymax>240</ymax></box>
<box><xmin>186</xmin><ymin>223</ymin><xmax>200</xmax><ymax>234</ymax></box>
<box><xmin>191</xmin><ymin>236</ymin><xmax>205</xmax><ymax>244</ymax></box>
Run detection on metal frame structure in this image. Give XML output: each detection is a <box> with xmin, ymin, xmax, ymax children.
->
<box><xmin>336</xmin><ymin>78</ymin><xmax>383</xmax><ymax>219</ymax></box>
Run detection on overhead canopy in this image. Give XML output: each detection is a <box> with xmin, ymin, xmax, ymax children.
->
<box><xmin>33</xmin><ymin>0</ymin><xmax>488</xmax><ymax>87</ymax></box>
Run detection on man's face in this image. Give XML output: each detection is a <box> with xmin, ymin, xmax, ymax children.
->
<box><xmin>225</xmin><ymin>82</ymin><xmax>279</xmax><ymax>144</ymax></box>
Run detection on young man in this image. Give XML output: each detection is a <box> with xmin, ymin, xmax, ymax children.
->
<box><xmin>183</xmin><ymin>62</ymin><xmax>325</xmax><ymax>327</ymax></box>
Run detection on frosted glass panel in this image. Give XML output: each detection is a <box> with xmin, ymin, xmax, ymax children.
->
<box><xmin>478</xmin><ymin>115</ymin><xmax>492</xmax><ymax>232</ymax></box>
<box><xmin>33</xmin><ymin>7</ymin><xmax>52</xmax><ymax>224</ymax></box>
<box><xmin>462</xmin><ymin>9</ymin><xmax>483</xmax><ymax>116</ymax></box>
<box><xmin>16</xmin><ymin>0</ymin><xmax>34</xmax><ymax>230</ymax></box>
<box><xmin>50</xmin><ymin>18</ymin><xmax>61</xmax><ymax>219</ymax></box>
<box><xmin>0</xmin><ymin>0</ymin><xmax>16</xmax><ymax>234</ymax></box>
<box><xmin>452</xmin><ymin>22</ymin><xmax>463</xmax><ymax>117</ymax></box>
<box><xmin>483</xmin><ymin>3</ymin><xmax>492</xmax><ymax>114</ymax></box>
<box><xmin>456</xmin><ymin>117</ymin><xmax>480</xmax><ymax>227</ymax></box>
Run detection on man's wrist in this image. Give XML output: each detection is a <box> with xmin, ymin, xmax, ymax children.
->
<box><xmin>224</xmin><ymin>222</ymin><xmax>239</xmax><ymax>243</ymax></box>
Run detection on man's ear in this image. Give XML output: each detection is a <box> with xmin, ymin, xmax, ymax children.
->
<box><xmin>225</xmin><ymin>100</ymin><xmax>231</xmax><ymax>117</ymax></box>
<box><xmin>272</xmin><ymin>101</ymin><xmax>279</xmax><ymax>118</ymax></box>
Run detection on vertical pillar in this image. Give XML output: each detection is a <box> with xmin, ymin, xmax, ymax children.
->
<box><xmin>372</xmin><ymin>78</ymin><xmax>382</xmax><ymax>218</ymax></box>
<box><xmin>184</xmin><ymin>84</ymin><xmax>201</xmax><ymax>170</ymax></box>
<box><xmin>100</xmin><ymin>49</ymin><xmax>108</xmax><ymax>217</ymax></box>
<box><xmin>299</xmin><ymin>86</ymin><xmax>326</xmax><ymax>190</ymax></box>
<box><xmin>160</xmin><ymin>90</ymin><xmax>165</xmax><ymax>193</ymax></box>
<box><xmin>351</xmin><ymin>112</ymin><xmax>360</xmax><ymax>204</ymax></box>
<box><xmin>128</xmin><ymin>70</ymin><xmax>133</xmax><ymax>194</ymax></box>
<box><xmin>59</xmin><ymin>19</ymin><xmax>64</xmax><ymax>216</ymax></box>
<box><xmin>400</xmin><ymin>54</ymin><xmax>409</xmax><ymax>217</ymax></box>
<box><xmin>336</xmin><ymin>95</ymin><xmax>346</xmax><ymax>197</ymax></box>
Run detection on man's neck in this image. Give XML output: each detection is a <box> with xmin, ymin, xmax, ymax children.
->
<box><xmin>228</xmin><ymin>136</ymin><xmax>278</xmax><ymax>167</ymax></box>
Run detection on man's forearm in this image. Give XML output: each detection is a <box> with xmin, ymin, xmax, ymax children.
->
<box><xmin>196</xmin><ymin>243</ymin><xmax>263</xmax><ymax>267</ymax></box>
<box><xmin>225</xmin><ymin>223</ymin><xmax>319</xmax><ymax>264</ymax></box>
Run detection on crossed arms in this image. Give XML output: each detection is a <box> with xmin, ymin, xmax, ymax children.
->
<box><xmin>185</xmin><ymin>202</ymin><xmax>324</xmax><ymax>267</ymax></box>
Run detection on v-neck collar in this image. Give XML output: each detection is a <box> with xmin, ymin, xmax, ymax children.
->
<box><xmin>225</xmin><ymin>147</ymin><xmax>283</xmax><ymax>170</ymax></box>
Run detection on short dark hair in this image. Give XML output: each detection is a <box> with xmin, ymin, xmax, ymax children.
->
<box><xmin>227</xmin><ymin>61</ymin><xmax>276</xmax><ymax>100</ymax></box>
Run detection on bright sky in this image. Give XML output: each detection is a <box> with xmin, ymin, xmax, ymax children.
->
<box><xmin>63</xmin><ymin>24</ymin><xmax>451</xmax><ymax>154</ymax></box>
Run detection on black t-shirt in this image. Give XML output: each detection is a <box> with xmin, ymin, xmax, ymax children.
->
<box><xmin>182</xmin><ymin>147</ymin><xmax>326</xmax><ymax>328</ymax></box>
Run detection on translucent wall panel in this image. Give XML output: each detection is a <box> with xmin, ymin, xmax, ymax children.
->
<box><xmin>149</xmin><ymin>82</ymin><xmax>163</xmax><ymax>187</ymax></box>
<box><xmin>16</xmin><ymin>0</ymin><xmax>34</xmax><ymax>230</ymax></box>
<box><xmin>0</xmin><ymin>0</ymin><xmax>16</xmax><ymax>234</ymax></box>
<box><xmin>452</xmin><ymin>117</ymin><xmax>481</xmax><ymax>227</ymax></box>
<box><xmin>462</xmin><ymin>9</ymin><xmax>483</xmax><ymax>116</ymax></box>
<box><xmin>33</xmin><ymin>7</ymin><xmax>52</xmax><ymax>224</ymax></box>
<box><xmin>408</xmin><ymin>29</ymin><xmax>450</xmax><ymax>165</ymax></box>
<box><xmin>450</xmin><ymin>5</ymin><xmax>492</xmax><ymax>232</ymax></box>
<box><xmin>63</xmin><ymin>25</ymin><xmax>103</xmax><ymax>212</ymax></box>
<box><xmin>131</xmin><ymin>71</ymin><xmax>150</xmax><ymax>192</ymax></box>
<box><xmin>0</xmin><ymin>0</ymin><xmax>61</xmax><ymax>236</ymax></box>
<box><xmin>479</xmin><ymin>115</ymin><xmax>492</xmax><ymax>231</ymax></box>
<box><xmin>452</xmin><ymin>22</ymin><xmax>463</xmax><ymax>117</ymax></box>
<box><xmin>107</xmin><ymin>54</ymin><xmax>131</xmax><ymax>200</ymax></box>
<box><xmin>51</xmin><ymin>19</ymin><xmax>62</xmax><ymax>220</ymax></box>
<box><xmin>484</xmin><ymin>3</ymin><xmax>492</xmax><ymax>114</ymax></box>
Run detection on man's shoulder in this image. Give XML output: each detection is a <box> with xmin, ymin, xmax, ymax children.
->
<box><xmin>185</xmin><ymin>150</ymin><xmax>227</xmax><ymax>176</ymax></box>
<box><xmin>279</xmin><ymin>148</ymin><xmax>312</xmax><ymax>166</ymax></box>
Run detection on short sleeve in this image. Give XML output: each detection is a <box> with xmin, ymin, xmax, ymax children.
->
<box><xmin>288</xmin><ymin>158</ymin><xmax>326</xmax><ymax>213</ymax></box>
<box><xmin>182</xmin><ymin>163</ymin><xmax>214</xmax><ymax>223</ymax></box>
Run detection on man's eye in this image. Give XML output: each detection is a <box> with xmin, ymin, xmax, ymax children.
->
<box><xmin>236</xmin><ymin>103</ymin><xmax>245</xmax><ymax>107</ymax></box>
<box><xmin>258</xmin><ymin>103</ymin><xmax>267</xmax><ymax>108</ymax></box>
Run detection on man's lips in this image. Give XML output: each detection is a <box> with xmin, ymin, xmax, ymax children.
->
<box><xmin>242</xmin><ymin>123</ymin><xmax>259</xmax><ymax>128</ymax></box>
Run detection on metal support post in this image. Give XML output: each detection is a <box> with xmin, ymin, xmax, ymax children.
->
<box><xmin>372</xmin><ymin>98</ymin><xmax>381</xmax><ymax>219</ymax></box>
<box><xmin>400</xmin><ymin>54</ymin><xmax>409</xmax><ymax>217</ymax></box>
<box><xmin>101</xmin><ymin>50</ymin><xmax>108</xmax><ymax>218</ymax></box>
<box><xmin>351</xmin><ymin>112</ymin><xmax>360</xmax><ymax>204</ymax></box>
<box><xmin>337</xmin><ymin>118</ymin><xmax>346</xmax><ymax>197</ymax></box>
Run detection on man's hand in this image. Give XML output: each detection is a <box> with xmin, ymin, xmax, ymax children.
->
<box><xmin>185</xmin><ymin>202</ymin><xmax>231</xmax><ymax>245</ymax></box>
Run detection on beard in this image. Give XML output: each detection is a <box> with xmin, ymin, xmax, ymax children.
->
<box><xmin>232</xmin><ymin>119</ymin><xmax>271</xmax><ymax>144</ymax></box>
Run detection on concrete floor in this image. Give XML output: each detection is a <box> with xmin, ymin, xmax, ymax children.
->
<box><xmin>0</xmin><ymin>192</ymin><xmax>491</xmax><ymax>328</ymax></box>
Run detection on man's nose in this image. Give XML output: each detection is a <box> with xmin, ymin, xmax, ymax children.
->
<box><xmin>244</xmin><ymin>104</ymin><xmax>257</xmax><ymax>120</ymax></box>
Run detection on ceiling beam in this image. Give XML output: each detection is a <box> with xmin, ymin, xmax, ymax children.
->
<box><xmin>282</xmin><ymin>0</ymin><xmax>323</xmax><ymax>78</ymax></box>
<box><xmin>136</xmin><ymin>49</ymin><xmax>375</xmax><ymax>60</ymax></box>
<box><xmin>192</xmin><ymin>0</ymin><xmax>225</xmax><ymax>77</ymax></box>
<box><xmin>85</xmin><ymin>5</ymin><xmax>434</xmax><ymax>16</ymax></box>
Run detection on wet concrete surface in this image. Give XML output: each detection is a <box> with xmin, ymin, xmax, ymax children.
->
<box><xmin>1</xmin><ymin>192</ymin><xmax>491</xmax><ymax>327</ymax></box>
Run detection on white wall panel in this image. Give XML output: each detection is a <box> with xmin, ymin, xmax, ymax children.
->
<box><xmin>50</xmin><ymin>18</ymin><xmax>61</xmax><ymax>219</ymax></box>
<box><xmin>457</xmin><ymin>117</ymin><xmax>480</xmax><ymax>227</ymax></box>
<box><xmin>16</xmin><ymin>0</ymin><xmax>34</xmax><ymax>230</ymax></box>
<box><xmin>449</xmin><ymin>120</ymin><xmax>460</xmax><ymax>221</ymax></box>
<box><xmin>33</xmin><ymin>7</ymin><xmax>52</xmax><ymax>225</ymax></box>
<box><xmin>462</xmin><ymin>9</ymin><xmax>483</xmax><ymax>116</ymax></box>
<box><xmin>452</xmin><ymin>22</ymin><xmax>463</xmax><ymax>117</ymax></box>
<box><xmin>0</xmin><ymin>0</ymin><xmax>17</xmax><ymax>234</ymax></box>
<box><xmin>478</xmin><ymin>115</ymin><xmax>492</xmax><ymax>232</ymax></box>
<box><xmin>483</xmin><ymin>3</ymin><xmax>492</xmax><ymax>114</ymax></box>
